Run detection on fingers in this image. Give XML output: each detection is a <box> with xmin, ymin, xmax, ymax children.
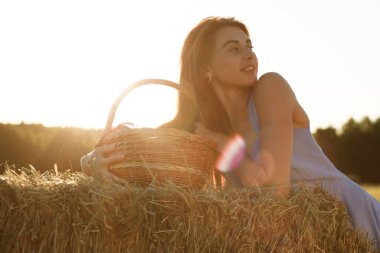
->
<box><xmin>84</xmin><ymin>143</ymin><xmax>125</xmax><ymax>183</ymax></box>
<box><xmin>239</xmin><ymin>153</ymin><xmax>272</xmax><ymax>187</ymax></box>
<box><xmin>95</xmin><ymin>144</ymin><xmax>116</xmax><ymax>156</ymax></box>
<box><xmin>245</xmin><ymin>163</ymin><xmax>265</xmax><ymax>187</ymax></box>
<box><xmin>88</xmin><ymin>125</ymin><xmax>132</xmax><ymax>184</ymax></box>
<box><xmin>95</xmin><ymin>143</ymin><xmax>122</xmax><ymax>162</ymax></box>
<box><xmin>89</xmin><ymin>155</ymin><xmax>126</xmax><ymax>184</ymax></box>
<box><xmin>100</xmin><ymin>154</ymin><xmax>124</xmax><ymax>167</ymax></box>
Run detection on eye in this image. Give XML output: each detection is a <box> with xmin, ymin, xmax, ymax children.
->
<box><xmin>248</xmin><ymin>46</ymin><xmax>254</xmax><ymax>51</ymax></box>
<box><xmin>230</xmin><ymin>47</ymin><xmax>239</xmax><ymax>52</ymax></box>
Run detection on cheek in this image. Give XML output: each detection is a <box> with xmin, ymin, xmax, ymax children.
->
<box><xmin>213</xmin><ymin>55</ymin><xmax>240</xmax><ymax>79</ymax></box>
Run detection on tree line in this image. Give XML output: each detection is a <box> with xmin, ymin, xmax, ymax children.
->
<box><xmin>0</xmin><ymin>117</ymin><xmax>379</xmax><ymax>183</ymax></box>
<box><xmin>314</xmin><ymin>117</ymin><xmax>380</xmax><ymax>183</ymax></box>
<box><xmin>0</xmin><ymin>123</ymin><xmax>101</xmax><ymax>174</ymax></box>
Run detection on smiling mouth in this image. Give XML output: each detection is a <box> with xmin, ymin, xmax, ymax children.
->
<box><xmin>241</xmin><ymin>66</ymin><xmax>256</xmax><ymax>72</ymax></box>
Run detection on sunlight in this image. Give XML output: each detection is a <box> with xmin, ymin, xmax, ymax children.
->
<box><xmin>0</xmin><ymin>0</ymin><xmax>379</xmax><ymax>131</ymax></box>
<box><xmin>112</xmin><ymin>84</ymin><xmax>179</xmax><ymax>128</ymax></box>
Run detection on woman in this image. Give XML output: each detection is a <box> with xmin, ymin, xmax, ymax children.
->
<box><xmin>81</xmin><ymin>17</ymin><xmax>380</xmax><ymax>248</ymax></box>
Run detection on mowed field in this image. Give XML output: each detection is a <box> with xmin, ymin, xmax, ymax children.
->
<box><xmin>363</xmin><ymin>185</ymin><xmax>380</xmax><ymax>201</ymax></box>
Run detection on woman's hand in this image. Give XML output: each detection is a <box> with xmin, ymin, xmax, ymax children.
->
<box><xmin>235</xmin><ymin>152</ymin><xmax>273</xmax><ymax>187</ymax></box>
<box><xmin>195</xmin><ymin>123</ymin><xmax>275</xmax><ymax>189</ymax></box>
<box><xmin>81</xmin><ymin>128</ymin><xmax>126</xmax><ymax>183</ymax></box>
<box><xmin>194</xmin><ymin>123</ymin><xmax>229</xmax><ymax>152</ymax></box>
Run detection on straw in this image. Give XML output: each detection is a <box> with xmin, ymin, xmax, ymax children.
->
<box><xmin>0</xmin><ymin>166</ymin><xmax>376</xmax><ymax>252</ymax></box>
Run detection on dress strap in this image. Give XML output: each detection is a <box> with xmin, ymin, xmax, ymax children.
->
<box><xmin>248</xmin><ymin>93</ymin><xmax>260</xmax><ymax>132</ymax></box>
<box><xmin>248</xmin><ymin>93</ymin><xmax>261</xmax><ymax>160</ymax></box>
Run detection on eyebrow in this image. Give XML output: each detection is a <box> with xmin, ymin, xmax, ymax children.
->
<box><xmin>222</xmin><ymin>39</ymin><xmax>252</xmax><ymax>48</ymax></box>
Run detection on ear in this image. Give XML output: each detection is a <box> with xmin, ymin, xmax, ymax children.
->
<box><xmin>203</xmin><ymin>67</ymin><xmax>213</xmax><ymax>84</ymax></box>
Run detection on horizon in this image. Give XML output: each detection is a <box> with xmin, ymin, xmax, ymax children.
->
<box><xmin>1</xmin><ymin>113</ymin><xmax>379</xmax><ymax>133</ymax></box>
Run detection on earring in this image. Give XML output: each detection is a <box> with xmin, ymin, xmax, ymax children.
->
<box><xmin>207</xmin><ymin>72</ymin><xmax>212</xmax><ymax>84</ymax></box>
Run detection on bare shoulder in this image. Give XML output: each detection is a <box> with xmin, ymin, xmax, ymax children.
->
<box><xmin>252</xmin><ymin>72</ymin><xmax>296</xmax><ymax>105</ymax></box>
<box><xmin>254</xmin><ymin>72</ymin><xmax>294</xmax><ymax>96</ymax></box>
<box><xmin>252</xmin><ymin>72</ymin><xmax>309</xmax><ymax>126</ymax></box>
<box><xmin>258</xmin><ymin>72</ymin><xmax>286</xmax><ymax>82</ymax></box>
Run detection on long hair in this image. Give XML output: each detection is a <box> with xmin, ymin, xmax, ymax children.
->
<box><xmin>160</xmin><ymin>17</ymin><xmax>250</xmax><ymax>135</ymax></box>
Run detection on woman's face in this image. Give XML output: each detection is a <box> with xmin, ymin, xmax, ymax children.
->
<box><xmin>208</xmin><ymin>26</ymin><xmax>258</xmax><ymax>88</ymax></box>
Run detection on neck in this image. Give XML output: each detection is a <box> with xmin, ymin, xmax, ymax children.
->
<box><xmin>213</xmin><ymin>84</ymin><xmax>251</xmax><ymax>129</ymax></box>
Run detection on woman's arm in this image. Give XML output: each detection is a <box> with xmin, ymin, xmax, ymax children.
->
<box><xmin>240</xmin><ymin>73</ymin><xmax>297</xmax><ymax>196</ymax></box>
<box><xmin>195</xmin><ymin>72</ymin><xmax>295</xmax><ymax>196</ymax></box>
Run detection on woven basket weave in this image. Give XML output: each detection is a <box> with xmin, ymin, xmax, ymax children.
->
<box><xmin>98</xmin><ymin>79</ymin><xmax>219</xmax><ymax>189</ymax></box>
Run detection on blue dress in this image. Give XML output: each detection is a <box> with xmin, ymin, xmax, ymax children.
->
<box><xmin>247</xmin><ymin>94</ymin><xmax>380</xmax><ymax>248</ymax></box>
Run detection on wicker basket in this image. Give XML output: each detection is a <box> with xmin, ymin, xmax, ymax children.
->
<box><xmin>98</xmin><ymin>79</ymin><xmax>219</xmax><ymax>189</ymax></box>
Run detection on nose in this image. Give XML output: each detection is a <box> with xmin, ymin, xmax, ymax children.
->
<box><xmin>244</xmin><ymin>48</ymin><xmax>258</xmax><ymax>67</ymax></box>
<box><xmin>244</xmin><ymin>48</ymin><xmax>254</xmax><ymax>60</ymax></box>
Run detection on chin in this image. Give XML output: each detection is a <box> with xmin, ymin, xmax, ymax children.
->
<box><xmin>245</xmin><ymin>76</ymin><xmax>258</xmax><ymax>86</ymax></box>
<box><xmin>224</xmin><ymin>76</ymin><xmax>257</xmax><ymax>88</ymax></box>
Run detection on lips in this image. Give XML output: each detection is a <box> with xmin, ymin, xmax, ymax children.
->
<box><xmin>240</xmin><ymin>65</ymin><xmax>256</xmax><ymax>72</ymax></box>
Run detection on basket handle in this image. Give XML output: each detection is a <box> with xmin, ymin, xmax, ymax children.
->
<box><xmin>100</xmin><ymin>79</ymin><xmax>195</xmax><ymax>141</ymax></box>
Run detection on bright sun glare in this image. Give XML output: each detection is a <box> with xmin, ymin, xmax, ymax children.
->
<box><xmin>111</xmin><ymin>84</ymin><xmax>179</xmax><ymax>129</ymax></box>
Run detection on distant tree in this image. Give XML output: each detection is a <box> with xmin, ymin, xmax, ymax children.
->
<box><xmin>314</xmin><ymin>126</ymin><xmax>345</xmax><ymax>171</ymax></box>
<box><xmin>339</xmin><ymin>117</ymin><xmax>380</xmax><ymax>183</ymax></box>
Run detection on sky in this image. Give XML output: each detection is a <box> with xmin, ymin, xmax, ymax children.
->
<box><xmin>0</xmin><ymin>0</ymin><xmax>379</xmax><ymax>132</ymax></box>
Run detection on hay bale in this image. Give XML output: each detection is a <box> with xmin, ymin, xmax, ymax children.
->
<box><xmin>0</xmin><ymin>166</ymin><xmax>376</xmax><ymax>252</ymax></box>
